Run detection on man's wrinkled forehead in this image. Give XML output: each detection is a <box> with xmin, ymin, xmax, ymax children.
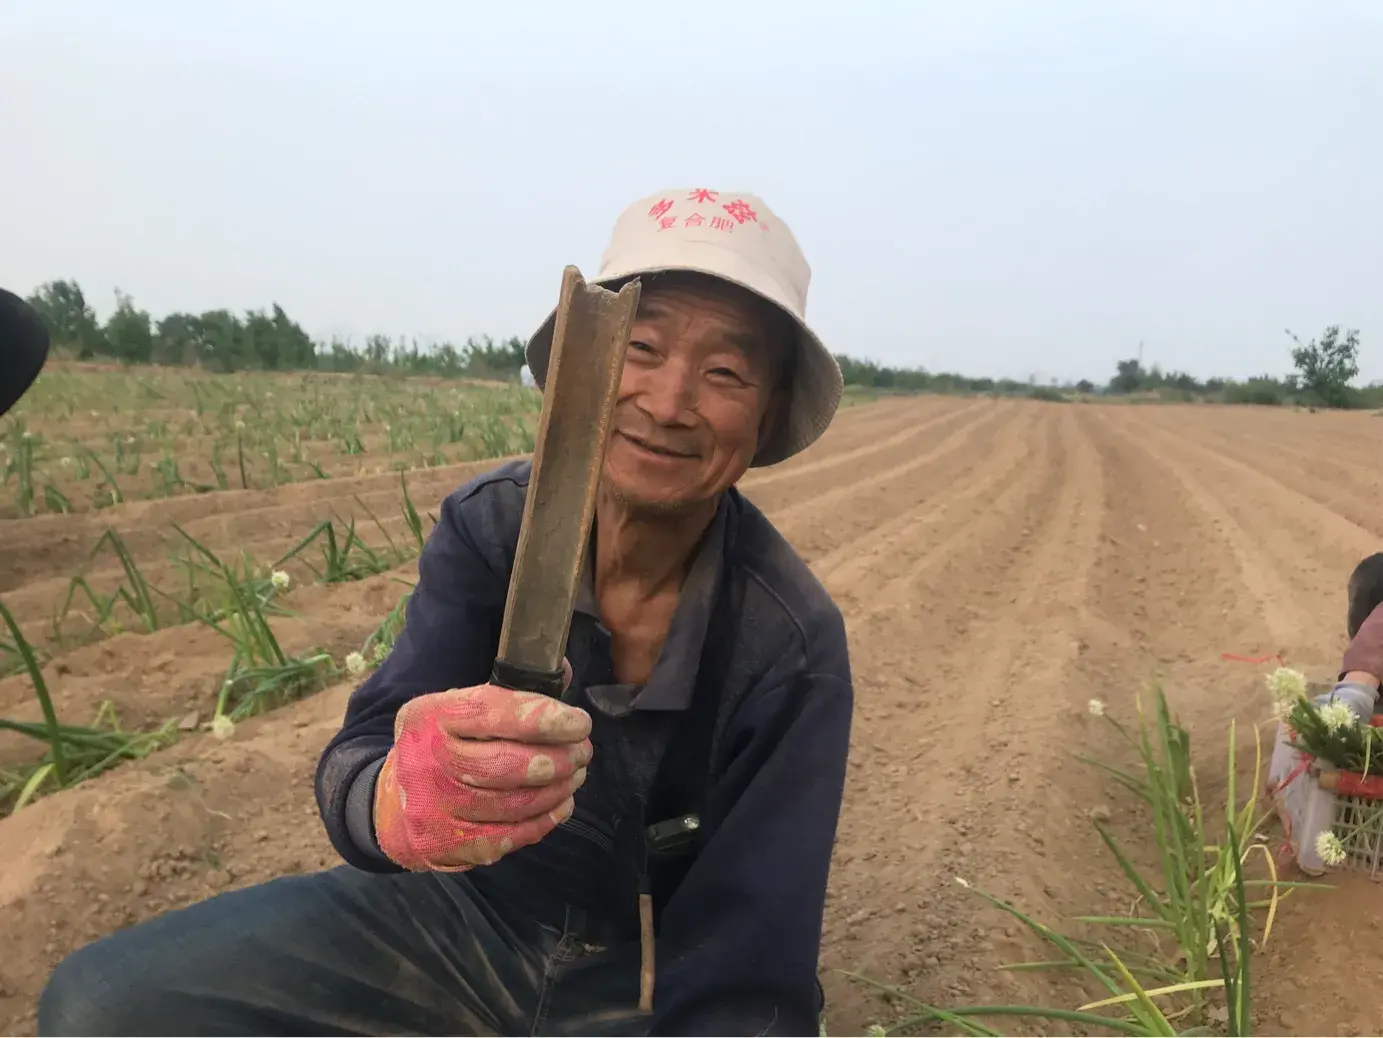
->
<box><xmin>633</xmin><ymin>272</ymin><xmax>794</xmax><ymax>375</ymax></box>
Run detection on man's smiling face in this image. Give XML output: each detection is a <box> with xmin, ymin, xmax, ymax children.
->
<box><xmin>602</xmin><ymin>272</ymin><xmax>789</xmax><ymax>515</ymax></box>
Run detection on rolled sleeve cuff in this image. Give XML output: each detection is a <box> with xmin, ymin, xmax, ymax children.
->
<box><xmin>343</xmin><ymin>756</ymin><xmax>390</xmax><ymax>863</ymax></box>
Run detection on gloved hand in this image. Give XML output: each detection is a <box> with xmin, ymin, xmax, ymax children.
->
<box><xmin>373</xmin><ymin>678</ymin><xmax>592</xmax><ymax>872</ymax></box>
<box><xmin>1312</xmin><ymin>682</ymin><xmax>1378</xmax><ymax>726</ymax></box>
<box><xmin>1341</xmin><ymin>600</ymin><xmax>1383</xmax><ymax>684</ymax></box>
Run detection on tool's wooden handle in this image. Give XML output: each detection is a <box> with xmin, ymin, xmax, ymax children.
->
<box><xmin>490</xmin><ymin>658</ymin><xmax>567</xmax><ymax>697</ymax></box>
<box><xmin>638</xmin><ymin>891</ymin><xmax>655</xmax><ymax>1013</ymax></box>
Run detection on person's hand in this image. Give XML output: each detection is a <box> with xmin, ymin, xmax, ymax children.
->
<box><xmin>373</xmin><ymin>677</ymin><xmax>592</xmax><ymax>873</ymax></box>
<box><xmin>1341</xmin><ymin>600</ymin><xmax>1383</xmax><ymax>687</ymax></box>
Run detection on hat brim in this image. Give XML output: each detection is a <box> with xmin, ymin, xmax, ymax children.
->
<box><xmin>0</xmin><ymin>289</ymin><xmax>50</xmax><ymax>418</ymax></box>
<box><xmin>525</xmin><ymin>244</ymin><xmax>842</xmax><ymax>468</ymax></box>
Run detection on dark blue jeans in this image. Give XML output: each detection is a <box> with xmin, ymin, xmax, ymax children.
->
<box><xmin>37</xmin><ymin>866</ymin><xmax>649</xmax><ymax>1036</ymax></box>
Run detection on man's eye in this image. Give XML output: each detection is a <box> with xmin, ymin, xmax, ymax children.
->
<box><xmin>629</xmin><ymin>341</ymin><xmax>655</xmax><ymax>353</ymax></box>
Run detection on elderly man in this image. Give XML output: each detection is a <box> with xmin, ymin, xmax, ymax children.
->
<box><xmin>39</xmin><ymin>189</ymin><xmax>854</xmax><ymax>1037</ymax></box>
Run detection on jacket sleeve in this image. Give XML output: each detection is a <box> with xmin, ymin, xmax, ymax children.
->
<box><xmin>314</xmin><ymin>482</ymin><xmax>510</xmax><ymax>872</ymax></box>
<box><xmin>649</xmin><ymin>617</ymin><xmax>854</xmax><ymax>1036</ymax></box>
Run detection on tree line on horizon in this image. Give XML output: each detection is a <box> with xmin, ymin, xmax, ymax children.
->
<box><xmin>21</xmin><ymin>279</ymin><xmax>1377</xmax><ymax>410</ymax></box>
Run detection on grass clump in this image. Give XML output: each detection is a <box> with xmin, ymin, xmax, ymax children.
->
<box><xmin>0</xmin><ymin>600</ymin><xmax>175</xmax><ymax>814</ymax></box>
<box><xmin>58</xmin><ymin>529</ymin><xmax>168</xmax><ymax>640</ymax></box>
<box><xmin>172</xmin><ymin>525</ymin><xmax>333</xmax><ymax>727</ymax></box>
<box><xmin>847</xmin><ymin>687</ymin><xmax>1324</xmax><ymax>1036</ymax></box>
<box><xmin>343</xmin><ymin>588</ymin><xmax>412</xmax><ymax>678</ymax></box>
<box><xmin>278</xmin><ymin>475</ymin><xmax>430</xmax><ymax>585</ymax></box>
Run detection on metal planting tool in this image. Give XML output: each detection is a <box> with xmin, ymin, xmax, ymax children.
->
<box><xmin>490</xmin><ymin>265</ymin><xmax>640</xmax><ymax>696</ymax></box>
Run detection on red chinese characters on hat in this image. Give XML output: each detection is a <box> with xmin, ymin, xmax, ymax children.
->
<box><xmin>721</xmin><ymin>198</ymin><xmax>757</xmax><ymax>224</ymax></box>
<box><xmin>644</xmin><ymin>190</ymin><xmax>770</xmax><ymax>234</ymax></box>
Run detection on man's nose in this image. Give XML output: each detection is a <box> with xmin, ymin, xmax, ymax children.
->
<box><xmin>637</xmin><ymin>360</ymin><xmax>697</xmax><ymax>424</ymax></box>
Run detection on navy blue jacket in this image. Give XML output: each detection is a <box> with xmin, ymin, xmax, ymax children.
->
<box><xmin>315</xmin><ymin>460</ymin><xmax>854</xmax><ymax>1035</ymax></box>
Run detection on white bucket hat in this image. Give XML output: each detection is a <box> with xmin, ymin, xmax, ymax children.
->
<box><xmin>525</xmin><ymin>188</ymin><xmax>843</xmax><ymax>467</ymax></box>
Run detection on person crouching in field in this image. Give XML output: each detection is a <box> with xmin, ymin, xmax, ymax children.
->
<box><xmin>37</xmin><ymin>189</ymin><xmax>855</xmax><ymax>1037</ymax></box>
<box><xmin>1323</xmin><ymin>554</ymin><xmax>1383</xmax><ymax>723</ymax></box>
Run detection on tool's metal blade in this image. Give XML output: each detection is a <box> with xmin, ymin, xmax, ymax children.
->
<box><xmin>490</xmin><ymin>265</ymin><xmax>640</xmax><ymax>695</ymax></box>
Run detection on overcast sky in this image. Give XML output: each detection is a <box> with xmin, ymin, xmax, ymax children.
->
<box><xmin>2</xmin><ymin>1</ymin><xmax>1380</xmax><ymax>384</ymax></box>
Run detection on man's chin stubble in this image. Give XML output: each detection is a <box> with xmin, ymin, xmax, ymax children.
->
<box><xmin>601</xmin><ymin>477</ymin><xmax>700</xmax><ymax>519</ymax></box>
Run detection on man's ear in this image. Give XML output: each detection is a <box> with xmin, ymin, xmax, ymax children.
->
<box><xmin>757</xmin><ymin>384</ymin><xmax>787</xmax><ymax>453</ymax></box>
<box><xmin>753</xmin><ymin>307</ymin><xmax>796</xmax><ymax>457</ymax></box>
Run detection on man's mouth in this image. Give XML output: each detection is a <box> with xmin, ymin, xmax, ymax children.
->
<box><xmin>618</xmin><ymin>431</ymin><xmax>696</xmax><ymax>459</ymax></box>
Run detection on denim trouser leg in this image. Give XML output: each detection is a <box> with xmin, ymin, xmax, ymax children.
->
<box><xmin>37</xmin><ymin>865</ymin><xmax>648</xmax><ymax>1037</ymax></box>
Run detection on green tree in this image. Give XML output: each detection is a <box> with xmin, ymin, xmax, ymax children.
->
<box><xmin>269</xmin><ymin>304</ymin><xmax>316</xmax><ymax>369</ymax></box>
<box><xmin>194</xmin><ymin>309</ymin><xmax>249</xmax><ymax>372</ymax></box>
<box><xmin>242</xmin><ymin>309</ymin><xmax>276</xmax><ymax>368</ymax></box>
<box><xmin>104</xmin><ymin>290</ymin><xmax>155</xmax><ymax>363</ymax></box>
<box><xmin>364</xmin><ymin>334</ymin><xmax>392</xmax><ymax>366</ymax></box>
<box><xmin>153</xmin><ymin>312</ymin><xmax>203</xmax><ymax>365</ymax></box>
<box><xmin>1109</xmin><ymin>358</ymin><xmax>1145</xmax><ymax>394</ymax></box>
<box><xmin>433</xmin><ymin>341</ymin><xmax>464</xmax><ymax>376</ymax></box>
<box><xmin>1168</xmin><ymin>371</ymin><xmax>1201</xmax><ymax>392</ymax></box>
<box><xmin>1288</xmin><ymin>325</ymin><xmax>1360</xmax><ymax>408</ymax></box>
<box><xmin>460</xmin><ymin>335</ymin><xmax>527</xmax><ymax>378</ymax></box>
<box><xmin>240</xmin><ymin>304</ymin><xmax>317</xmax><ymax>370</ymax></box>
<box><xmin>26</xmin><ymin>279</ymin><xmax>107</xmax><ymax>356</ymax></box>
<box><xmin>1223</xmin><ymin>377</ymin><xmax>1286</xmax><ymax>406</ymax></box>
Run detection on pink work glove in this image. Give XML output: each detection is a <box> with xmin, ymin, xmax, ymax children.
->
<box><xmin>373</xmin><ymin>678</ymin><xmax>592</xmax><ymax>872</ymax></box>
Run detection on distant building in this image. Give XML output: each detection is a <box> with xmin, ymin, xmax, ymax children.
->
<box><xmin>520</xmin><ymin>364</ymin><xmax>536</xmax><ymax>388</ymax></box>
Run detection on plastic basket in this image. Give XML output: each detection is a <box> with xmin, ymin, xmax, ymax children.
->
<box><xmin>1317</xmin><ymin>767</ymin><xmax>1383</xmax><ymax>877</ymax></box>
<box><xmin>1267</xmin><ymin>712</ymin><xmax>1383</xmax><ymax>876</ymax></box>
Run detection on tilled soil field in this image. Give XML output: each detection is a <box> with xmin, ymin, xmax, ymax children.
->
<box><xmin>2</xmin><ymin>394</ymin><xmax>1382</xmax><ymax>1035</ymax></box>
